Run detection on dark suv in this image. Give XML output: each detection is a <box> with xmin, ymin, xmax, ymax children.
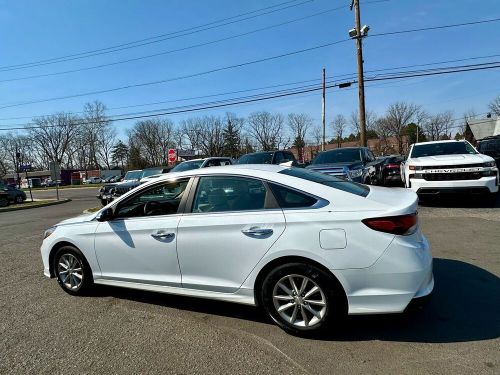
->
<box><xmin>306</xmin><ymin>147</ymin><xmax>383</xmax><ymax>184</ymax></box>
<box><xmin>477</xmin><ymin>136</ymin><xmax>500</xmax><ymax>168</ymax></box>
<box><xmin>0</xmin><ymin>184</ymin><xmax>26</xmax><ymax>204</ymax></box>
<box><xmin>236</xmin><ymin>150</ymin><xmax>298</xmax><ymax>166</ymax></box>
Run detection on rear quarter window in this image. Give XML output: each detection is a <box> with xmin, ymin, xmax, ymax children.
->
<box><xmin>269</xmin><ymin>183</ymin><xmax>318</xmax><ymax>208</ymax></box>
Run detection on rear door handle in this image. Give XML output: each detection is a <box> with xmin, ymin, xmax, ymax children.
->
<box><xmin>151</xmin><ymin>230</ymin><xmax>175</xmax><ymax>239</ymax></box>
<box><xmin>241</xmin><ymin>227</ymin><xmax>273</xmax><ymax>236</ymax></box>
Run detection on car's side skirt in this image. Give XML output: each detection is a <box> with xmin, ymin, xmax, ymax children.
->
<box><xmin>93</xmin><ymin>278</ymin><xmax>256</xmax><ymax>306</ymax></box>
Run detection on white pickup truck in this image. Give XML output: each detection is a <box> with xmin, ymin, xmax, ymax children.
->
<box><xmin>401</xmin><ymin>140</ymin><xmax>499</xmax><ymax>198</ymax></box>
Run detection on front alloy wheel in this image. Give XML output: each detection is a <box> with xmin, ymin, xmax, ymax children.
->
<box><xmin>54</xmin><ymin>246</ymin><xmax>92</xmax><ymax>295</ymax></box>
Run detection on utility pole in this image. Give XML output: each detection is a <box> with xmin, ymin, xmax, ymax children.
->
<box><xmin>15</xmin><ymin>147</ymin><xmax>21</xmax><ymax>189</ymax></box>
<box><xmin>351</xmin><ymin>0</ymin><xmax>367</xmax><ymax>147</ymax></box>
<box><xmin>322</xmin><ymin>68</ymin><xmax>326</xmax><ymax>151</ymax></box>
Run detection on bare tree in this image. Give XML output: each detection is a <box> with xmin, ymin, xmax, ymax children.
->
<box><xmin>288</xmin><ymin>113</ymin><xmax>312</xmax><ymax>161</ymax></box>
<box><xmin>27</xmin><ymin>113</ymin><xmax>79</xmax><ymax>165</ymax></box>
<box><xmin>488</xmin><ymin>96</ymin><xmax>500</xmax><ymax>116</ymax></box>
<box><xmin>247</xmin><ymin>111</ymin><xmax>288</xmax><ymax>151</ymax></box>
<box><xmin>128</xmin><ymin>118</ymin><xmax>175</xmax><ymax>166</ymax></box>
<box><xmin>383</xmin><ymin>102</ymin><xmax>421</xmax><ymax>153</ymax></box>
<box><xmin>349</xmin><ymin>109</ymin><xmax>377</xmax><ymax>138</ymax></box>
<box><xmin>96</xmin><ymin>124</ymin><xmax>117</xmax><ymax>169</ymax></box>
<box><xmin>198</xmin><ymin>116</ymin><xmax>225</xmax><ymax>157</ymax></box>
<box><xmin>422</xmin><ymin>111</ymin><xmax>454</xmax><ymax>141</ymax></box>
<box><xmin>181</xmin><ymin>118</ymin><xmax>204</xmax><ymax>151</ymax></box>
<box><xmin>332</xmin><ymin>114</ymin><xmax>347</xmax><ymax>148</ymax></box>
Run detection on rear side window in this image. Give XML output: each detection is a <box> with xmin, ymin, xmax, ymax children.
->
<box><xmin>269</xmin><ymin>183</ymin><xmax>317</xmax><ymax>208</ymax></box>
<box><xmin>279</xmin><ymin>168</ymin><xmax>369</xmax><ymax>197</ymax></box>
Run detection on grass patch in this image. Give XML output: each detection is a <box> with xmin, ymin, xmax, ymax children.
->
<box><xmin>22</xmin><ymin>184</ymin><xmax>103</xmax><ymax>191</ymax></box>
<box><xmin>0</xmin><ymin>200</ymin><xmax>54</xmax><ymax>211</ymax></box>
<box><xmin>85</xmin><ymin>206</ymin><xmax>101</xmax><ymax>213</ymax></box>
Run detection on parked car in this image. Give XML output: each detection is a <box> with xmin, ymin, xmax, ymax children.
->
<box><xmin>85</xmin><ymin>177</ymin><xmax>102</xmax><ymax>184</ymax></box>
<box><xmin>477</xmin><ymin>135</ymin><xmax>500</xmax><ymax>168</ymax></box>
<box><xmin>97</xmin><ymin>170</ymin><xmax>142</xmax><ymax>205</ymax></box>
<box><xmin>401</xmin><ymin>140</ymin><xmax>499</xmax><ymax>198</ymax></box>
<box><xmin>306</xmin><ymin>147</ymin><xmax>383</xmax><ymax>185</ymax></box>
<box><xmin>236</xmin><ymin>151</ymin><xmax>298</xmax><ymax>166</ymax></box>
<box><xmin>381</xmin><ymin>155</ymin><xmax>404</xmax><ymax>186</ymax></box>
<box><xmin>41</xmin><ymin>164</ymin><xmax>433</xmax><ymax>335</ymax></box>
<box><xmin>0</xmin><ymin>191</ymin><xmax>9</xmax><ymax>207</ymax></box>
<box><xmin>0</xmin><ymin>184</ymin><xmax>26</xmax><ymax>204</ymax></box>
<box><xmin>171</xmin><ymin>157</ymin><xmax>233</xmax><ymax>173</ymax></box>
<box><xmin>104</xmin><ymin>175</ymin><xmax>120</xmax><ymax>183</ymax></box>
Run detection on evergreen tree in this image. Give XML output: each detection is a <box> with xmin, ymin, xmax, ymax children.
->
<box><xmin>111</xmin><ymin>140</ymin><xmax>129</xmax><ymax>169</ymax></box>
<box><xmin>222</xmin><ymin>119</ymin><xmax>241</xmax><ymax>158</ymax></box>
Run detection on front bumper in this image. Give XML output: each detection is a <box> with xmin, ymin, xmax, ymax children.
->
<box><xmin>41</xmin><ymin>240</ymin><xmax>51</xmax><ymax>278</ymax></box>
<box><xmin>334</xmin><ymin>233</ymin><xmax>434</xmax><ymax>315</ymax></box>
<box><xmin>409</xmin><ymin>176</ymin><xmax>498</xmax><ymax>194</ymax></box>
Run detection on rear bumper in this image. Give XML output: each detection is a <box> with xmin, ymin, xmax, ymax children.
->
<box><xmin>409</xmin><ymin>176</ymin><xmax>498</xmax><ymax>194</ymax></box>
<box><xmin>334</xmin><ymin>233</ymin><xmax>434</xmax><ymax>315</ymax></box>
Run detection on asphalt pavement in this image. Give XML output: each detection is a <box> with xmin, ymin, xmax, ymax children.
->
<box><xmin>0</xmin><ymin>187</ymin><xmax>499</xmax><ymax>374</ymax></box>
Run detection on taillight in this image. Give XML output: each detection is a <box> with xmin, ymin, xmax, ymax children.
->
<box><xmin>362</xmin><ymin>213</ymin><xmax>418</xmax><ymax>235</ymax></box>
<box><xmin>386</xmin><ymin>164</ymin><xmax>399</xmax><ymax>169</ymax></box>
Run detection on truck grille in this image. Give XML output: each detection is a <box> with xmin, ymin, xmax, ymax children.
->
<box><xmin>420</xmin><ymin>163</ymin><xmax>483</xmax><ymax>170</ymax></box>
<box><xmin>308</xmin><ymin>167</ymin><xmax>348</xmax><ymax>179</ymax></box>
<box><xmin>114</xmin><ymin>186</ymin><xmax>134</xmax><ymax>196</ymax></box>
<box><xmin>423</xmin><ymin>172</ymin><xmax>482</xmax><ymax>181</ymax></box>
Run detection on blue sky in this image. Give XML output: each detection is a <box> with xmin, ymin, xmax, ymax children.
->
<box><xmin>0</xmin><ymin>0</ymin><xmax>499</xmax><ymax>139</ymax></box>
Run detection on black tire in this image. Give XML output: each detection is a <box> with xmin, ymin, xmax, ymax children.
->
<box><xmin>53</xmin><ymin>246</ymin><xmax>93</xmax><ymax>296</ymax></box>
<box><xmin>483</xmin><ymin>191</ymin><xmax>498</xmax><ymax>207</ymax></box>
<box><xmin>260</xmin><ymin>263</ymin><xmax>346</xmax><ymax>336</ymax></box>
<box><xmin>364</xmin><ymin>177</ymin><xmax>371</xmax><ymax>185</ymax></box>
<box><xmin>15</xmin><ymin>195</ymin><xmax>24</xmax><ymax>204</ymax></box>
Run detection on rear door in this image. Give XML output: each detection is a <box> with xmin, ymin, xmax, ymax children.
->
<box><xmin>176</xmin><ymin>175</ymin><xmax>286</xmax><ymax>292</ymax></box>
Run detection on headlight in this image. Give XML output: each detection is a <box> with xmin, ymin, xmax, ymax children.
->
<box><xmin>43</xmin><ymin>226</ymin><xmax>57</xmax><ymax>239</ymax></box>
<box><xmin>349</xmin><ymin>169</ymin><xmax>363</xmax><ymax>179</ymax></box>
<box><xmin>483</xmin><ymin>161</ymin><xmax>497</xmax><ymax>168</ymax></box>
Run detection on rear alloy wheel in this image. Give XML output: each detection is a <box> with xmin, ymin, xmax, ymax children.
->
<box><xmin>54</xmin><ymin>246</ymin><xmax>92</xmax><ymax>295</ymax></box>
<box><xmin>261</xmin><ymin>263</ymin><xmax>345</xmax><ymax>335</ymax></box>
<box><xmin>15</xmin><ymin>195</ymin><xmax>24</xmax><ymax>204</ymax></box>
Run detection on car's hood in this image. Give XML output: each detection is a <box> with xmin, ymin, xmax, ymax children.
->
<box><xmin>307</xmin><ymin>161</ymin><xmax>363</xmax><ymax>169</ymax></box>
<box><xmin>410</xmin><ymin>153</ymin><xmax>492</xmax><ymax>165</ymax></box>
<box><xmin>57</xmin><ymin>213</ymin><xmax>96</xmax><ymax>226</ymax></box>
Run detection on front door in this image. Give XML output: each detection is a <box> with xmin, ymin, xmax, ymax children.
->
<box><xmin>94</xmin><ymin>178</ymin><xmax>190</xmax><ymax>286</ymax></box>
<box><xmin>177</xmin><ymin>175</ymin><xmax>286</xmax><ymax>292</ymax></box>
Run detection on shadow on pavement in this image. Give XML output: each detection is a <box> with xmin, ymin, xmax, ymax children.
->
<box><xmin>94</xmin><ymin>258</ymin><xmax>499</xmax><ymax>343</ymax></box>
<box><xmin>329</xmin><ymin>258</ymin><xmax>500</xmax><ymax>343</ymax></box>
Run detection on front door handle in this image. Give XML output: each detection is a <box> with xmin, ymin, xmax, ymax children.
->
<box><xmin>241</xmin><ymin>227</ymin><xmax>273</xmax><ymax>236</ymax></box>
<box><xmin>151</xmin><ymin>230</ymin><xmax>175</xmax><ymax>239</ymax></box>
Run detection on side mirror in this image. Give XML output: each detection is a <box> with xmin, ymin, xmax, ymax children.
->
<box><xmin>96</xmin><ymin>207</ymin><xmax>113</xmax><ymax>222</ymax></box>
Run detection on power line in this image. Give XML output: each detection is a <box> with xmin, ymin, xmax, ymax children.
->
<box><xmin>2</xmin><ymin>15</ymin><xmax>499</xmax><ymax>110</ymax></box>
<box><xmin>0</xmin><ymin>61</ymin><xmax>498</xmax><ymax>131</ymax></box>
<box><xmin>1</xmin><ymin>52</ymin><xmax>496</xmax><ymax>122</ymax></box>
<box><xmin>0</xmin><ymin>0</ymin><xmax>313</xmax><ymax>72</ymax></box>
<box><xmin>0</xmin><ymin>6</ymin><xmax>344</xmax><ymax>83</ymax></box>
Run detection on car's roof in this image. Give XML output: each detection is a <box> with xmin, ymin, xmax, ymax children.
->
<box><xmin>413</xmin><ymin>140</ymin><xmax>464</xmax><ymax>146</ymax></box>
<box><xmin>321</xmin><ymin>147</ymin><xmax>366</xmax><ymax>152</ymax></box>
<box><xmin>153</xmin><ymin>164</ymin><xmax>285</xmax><ymax>181</ymax></box>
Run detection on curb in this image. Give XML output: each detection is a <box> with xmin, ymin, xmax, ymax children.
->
<box><xmin>0</xmin><ymin>199</ymin><xmax>72</xmax><ymax>212</ymax></box>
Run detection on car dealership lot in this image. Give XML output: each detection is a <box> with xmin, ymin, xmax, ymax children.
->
<box><xmin>0</xmin><ymin>187</ymin><xmax>498</xmax><ymax>374</ymax></box>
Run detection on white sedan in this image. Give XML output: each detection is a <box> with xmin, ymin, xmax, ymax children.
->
<box><xmin>40</xmin><ymin>165</ymin><xmax>433</xmax><ymax>335</ymax></box>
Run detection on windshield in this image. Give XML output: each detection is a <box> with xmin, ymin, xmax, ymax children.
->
<box><xmin>123</xmin><ymin>170</ymin><xmax>142</xmax><ymax>180</ymax></box>
<box><xmin>279</xmin><ymin>168</ymin><xmax>369</xmax><ymax>197</ymax></box>
<box><xmin>411</xmin><ymin>142</ymin><xmax>477</xmax><ymax>158</ymax></box>
<box><xmin>171</xmin><ymin>160</ymin><xmax>204</xmax><ymax>172</ymax></box>
<box><xmin>312</xmin><ymin>149</ymin><xmax>362</xmax><ymax>164</ymax></box>
<box><xmin>141</xmin><ymin>168</ymin><xmax>163</xmax><ymax>178</ymax></box>
<box><xmin>236</xmin><ymin>152</ymin><xmax>273</xmax><ymax>164</ymax></box>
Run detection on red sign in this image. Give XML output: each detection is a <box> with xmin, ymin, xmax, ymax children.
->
<box><xmin>168</xmin><ymin>149</ymin><xmax>176</xmax><ymax>163</ymax></box>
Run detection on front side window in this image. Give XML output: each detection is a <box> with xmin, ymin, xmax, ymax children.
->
<box><xmin>116</xmin><ymin>179</ymin><xmax>189</xmax><ymax>218</ymax></box>
<box><xmin>269</xmin><ymin>183</ymin><xmax>317</xmax><ymax>208</ymax></box>
<box><xmin>236</xmin><ymin>152</ymin><xmax>274</xmax><ymax>164</ymax></box>
<box><xmin>192</xmin><ymin>176</ymin><xmax>269</xmax><ymax>213</ymax></box>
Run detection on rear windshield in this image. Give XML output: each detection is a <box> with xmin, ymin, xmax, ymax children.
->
<box><xmin>237</xmin><ymin>152</ymin><xmax>274</xmax><ymax>164</ymax></box>
<box><xmin>124</xmin><ymin>170</ymin><xmax>142</xmax><ymax>180</ymax></box>
<box><xmin>312</xmin><ymin>149</ymin><xmax>362</xmax><ymax>164</ymax></box>
<box><xmin>411</xmin><ymin>142</ymin><xmax>477</xmax><ymax>158</ymax></box>
<box><xmin>279</xmin><ymin>168</ymin><xmax>369</xmax><ymax>197</ymax></box>
<box><xmin>141</xmin><ymin>168</ymin><xmax>164</xmax><ymax>178</ymax></box>
<box><xmin>171</xmin><ymin>160</ymin><xmax>203</xmax><ymax>172</ymax></box>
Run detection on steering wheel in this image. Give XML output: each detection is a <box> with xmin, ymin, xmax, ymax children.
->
<box><xmin>143</xmin><ymin>201</ymin><xmax>161</xmax><ymax>216</ymax></box>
